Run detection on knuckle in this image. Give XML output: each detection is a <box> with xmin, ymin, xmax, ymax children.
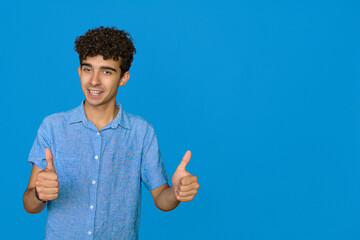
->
<box><xmin>36</xmin><ymin>172</ymin><xmax>43</xmax><ymax>179</ymax></box>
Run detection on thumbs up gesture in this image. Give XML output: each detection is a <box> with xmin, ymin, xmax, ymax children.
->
<box><xmin>172</xmin><ymin>150</ymin><xmax>200</xmax><ymax>201</ymax></box>
<box><xmin>35</xmin><ymin>148</ymin><xmax>59</xmax><ymax>202</ymax></box>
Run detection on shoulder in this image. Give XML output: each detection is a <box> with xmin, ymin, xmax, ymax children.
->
<box><xmin>41</xmin><ymin>105</ymin><xmax>81</xmax><ymax>127</ymax></box>
<box><xmin>126</xmin><ymin>112</ymin><xmax>155</xmax><ymax>130</ymax></box>
<box><xmin>124</xmin><ymin>111</ymin><xmax>157</xmax><ymax>136</ymax></box>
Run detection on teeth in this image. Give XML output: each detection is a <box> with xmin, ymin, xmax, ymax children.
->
<box><xmin>89</xmin><ymin>90</ymin><xmax>101</xmax><ymax>95</ymax></box>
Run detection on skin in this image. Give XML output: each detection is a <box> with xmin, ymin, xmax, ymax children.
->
<box><xmin>78</xmin><ymin>55</ymin><xmax>130</xmax><ymax>130</ymax></box>
<box><xmin>23</xmin><ymin>55</ymin><xmax>200</xmax><ymax>213</ymax></box>
<box><xmin>22</xmin><ymin>148</ymin><xmax>58</xmax><ymax>213</ymax></box>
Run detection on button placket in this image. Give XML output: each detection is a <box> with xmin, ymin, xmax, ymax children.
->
<box><xmin>87</xmin><ymin>130</ymin><xmax>101</xmax><ymax>239</ymax></box>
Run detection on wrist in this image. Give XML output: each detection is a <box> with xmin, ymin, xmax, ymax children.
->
<box><xmin>34</xmin><ymin>186</ymin><xmax>47</xmax><ymax>204</ymax></box>
<box><xmin>170</xmin><ymin>185</ymin><xmax>180</xmax><ymax>202</ymax></box>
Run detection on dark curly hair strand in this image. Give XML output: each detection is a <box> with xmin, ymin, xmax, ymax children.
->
<box><xmin>74</xmin><ymin>26</ymin><xmax>136</xmax><ymax>76</ymax></box>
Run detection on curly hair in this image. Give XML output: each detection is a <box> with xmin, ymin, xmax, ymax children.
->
<box><xmin>74</xmin><ymin>26</ymin><xmax>136</xmax><ymax>76</ymax></box>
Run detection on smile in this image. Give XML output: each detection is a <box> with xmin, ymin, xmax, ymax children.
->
<box><xmin>88</xmin><ymin>89</ymin><xmax>103</xmax><ymax>96</ymax></box>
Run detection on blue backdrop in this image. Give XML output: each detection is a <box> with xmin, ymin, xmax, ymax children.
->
<box><xmin>1</xmin><ymin>0</ymin><xmax>360</xmax><ymax>239</ymax></box>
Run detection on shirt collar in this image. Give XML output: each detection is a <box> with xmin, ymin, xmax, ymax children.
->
<box><xmin>69</xmin><ymin>100</ymin><xmax>131</xmax><ymax>130</ymax></box>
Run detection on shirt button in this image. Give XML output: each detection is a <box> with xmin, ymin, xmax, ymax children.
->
<box><xmin>95</xmin><ymin>155</ymin><xmax>99</xmax><ymax>160</ymax></box>
<box><xmin>92</xmin><ymin>180</ymin><xmax>96</xmax><ymax>184</ymax></box>
<box><xmin>97</xmin><ymin>132</ymin><xmax>100</xmax><ymax>135</ymax></box>
<box><xmin>90</xmin><ymin>205</ymin><xmax>94</xmax><ymax>210</ymax></box>
<box><xmin>88</xmin><ymin>231</ymin><xmax>92</xmax><ymax>235</ymax></box>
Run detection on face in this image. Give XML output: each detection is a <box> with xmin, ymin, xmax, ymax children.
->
<box><xmin>78</xmin><ymin>55</ymin><xmax>130</xmax><ymax>108</ymax></box>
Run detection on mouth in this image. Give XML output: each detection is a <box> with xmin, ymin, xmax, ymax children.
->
<box><xmin>88</xmin><ymin>89</ymin><xmax>104</xmax><ymax>97</ymax></box>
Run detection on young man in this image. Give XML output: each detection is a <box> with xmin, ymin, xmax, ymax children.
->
<box><xmin>23</xmin><ymin>26</ymin><xmax>200</xmax><ymax>239</ymax></box>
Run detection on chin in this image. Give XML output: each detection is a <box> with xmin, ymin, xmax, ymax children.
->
<box><xmin>86</xmin><ymin>100</ymin><xmax>103</xmax><ymax>107</ymax></box>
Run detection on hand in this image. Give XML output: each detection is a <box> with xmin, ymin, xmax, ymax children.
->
<box><xmin>172</xmin><ymin>150</ymin><xmax>200</xmax><ymax>201</ymax></box>
<box><xmin>35</xmin><ymin>148</ymin><xmax>59</xmax><ymax>201</ymax></box>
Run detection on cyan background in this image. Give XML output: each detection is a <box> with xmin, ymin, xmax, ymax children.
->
<box><xmin>1</xmin><ymin>0</ymin><xmax>360</xmax><ymax>239</ymax></box>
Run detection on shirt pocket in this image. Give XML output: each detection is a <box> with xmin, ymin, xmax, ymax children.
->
<box><xmin>55</xmin><ymin>151</ymin><xmax>81</xmax><ymax>184</ymax></box>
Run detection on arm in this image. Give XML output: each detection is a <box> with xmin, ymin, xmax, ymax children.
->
<box><xmin>151</xmin><ymin>183</ymin><xmax>179</xmax><ymax>211</ymax></box>
<box><xmin>23</xmin><ymin>148</ymin><xmax>59</xmax><ymax>213</ymax></box>
<box><xmin>23</xmin><ymin>164</ymin><xmax>47</xmax><ymax>213</ymax></box>
<box><xmin>150</xmin><ymin>150</ymin><xmax>200</xmax><ymax>211</ymax></box>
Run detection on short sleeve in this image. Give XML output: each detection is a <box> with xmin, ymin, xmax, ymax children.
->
<box><xmin>28</xmin><ymin>118</ymin><xmax>52</xmax><ymax>169</ymax></box>
<box><xmin>140</xmin><ymin>124</ymin><xmax>169</xmax><ymax>190</ymax></box>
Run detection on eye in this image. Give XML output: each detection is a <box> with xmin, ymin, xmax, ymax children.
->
<box><xmin>83</xmin><ymin>67</ymin><xmax>91</xmax><ymax>72</ymax></box>
<box><xmin>103</xmin><ymin>70</ymin><xmax>112</xmax><ymax>75</ymax></box>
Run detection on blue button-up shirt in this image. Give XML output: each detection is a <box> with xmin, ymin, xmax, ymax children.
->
<box><xmin>28</xmin><ymin>101</ymin><xmax>169</xmax><ymax>240</ymax></box>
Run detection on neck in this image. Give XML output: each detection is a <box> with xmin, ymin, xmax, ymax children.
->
<box><xmin>84</xmin><ymin>100</ymin><xmax>119</xmax><ymax>130</ymax></box>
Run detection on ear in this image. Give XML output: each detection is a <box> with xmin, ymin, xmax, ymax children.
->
<box><xmin>78</xmin><ymin>65</ymin><xmax>81</xmax><ymax>77</ymax></box>
<box><xmin>119</xmin><ymin>72</ymin><xmax>130</xmax><ymax>86</ymax></box>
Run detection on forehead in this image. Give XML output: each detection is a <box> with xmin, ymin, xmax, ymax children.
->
<box><xmin>82</xmin><ymin>55</ymin><xmax>121</xmax><ymax>69</ymax></box>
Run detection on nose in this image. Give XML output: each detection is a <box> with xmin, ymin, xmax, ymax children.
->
<box><xmin>89</xmin><ymin>70</ymin><xmax>101</xmax><ymax>86</ymax></box>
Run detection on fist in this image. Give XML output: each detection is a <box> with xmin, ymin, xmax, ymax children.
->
<box><xmin>172</xmin><ymin>150</ymin><xmax>200</xmax><ymax>201</ymax></box>
<box><xmin>35</xmin><ymin>148</ymin><xmax>59</xmax><ymax>201</ymax></box>
<box><xmin>175</xmin><ymin>174</ymin><xmax>200</xmax><ymax>202</ymax></box>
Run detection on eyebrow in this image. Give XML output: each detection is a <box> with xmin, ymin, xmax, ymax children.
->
<box><xmin>81</xmin><ymin>63</ymin><xmax>117</xmax><ymax>72</ymax></box>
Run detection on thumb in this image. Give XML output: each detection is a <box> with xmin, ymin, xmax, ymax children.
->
<box><xmin>45</xmin><ymin>148</ymin><xmax>55</xmax><ymax>171</ymax></box>
<box><xmin>176</xmin><ymin>150</ymin><xmax>191</xmax><ymax>171</ymax></box>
